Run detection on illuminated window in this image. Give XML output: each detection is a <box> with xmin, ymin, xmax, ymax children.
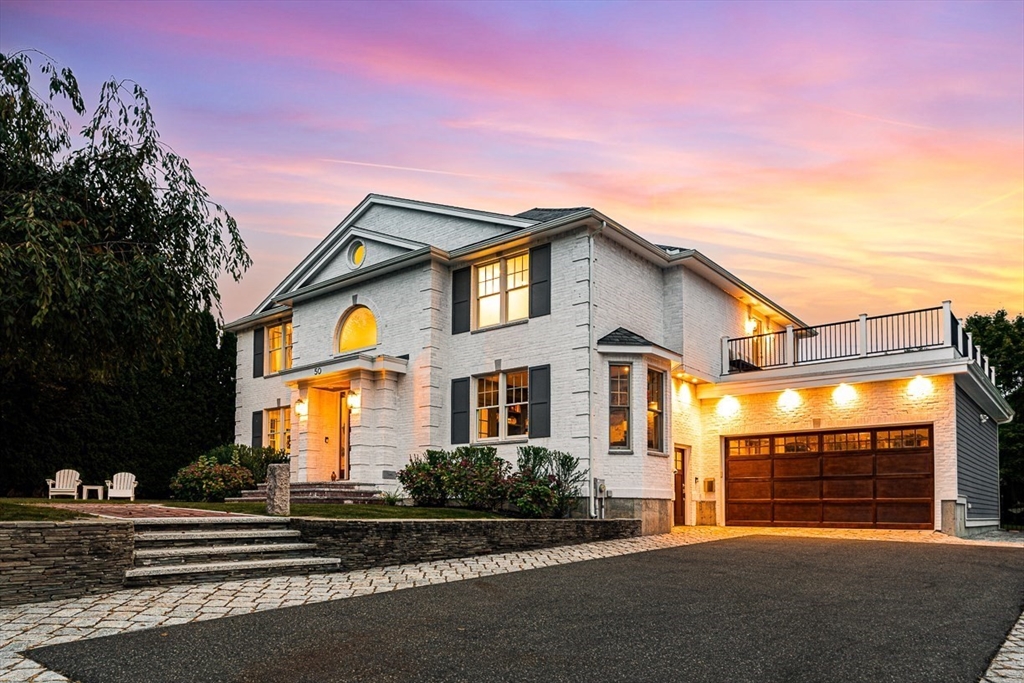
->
<box><xmin>267</xmin><ymin>321</ymin><xmax>293</xmax><ymax>374</ymax></box>
<box><xmin>823</xmin><ymin>432</ymin><xmax>871</xmax><ymax>451</ymax></box>
<box><xmin>266</xmin><ymin>407</ymin><xmax>291</xmax><ymax>452</ymax></box>
<box><xmin>339</xmin><ymin>306</ymin><xmax>377</xmax><ymax>352</ymax></box>
<box><xmin>475</xmin><ymin>253</ymin><xmax>529</xmax><ymax>328</ymax></box>
<box><xmin>609</xmin><ymin>364</ymin><xmax>631</xmax><ymax>449</ymax></box>
<box><xmin>647</xmin><ymin>369</ymin><xmax>665</xmax><ymax>452</ymax></box>
<box><xmin>877</xmin><ymin>428</ymin><xmax>930</xmax><ymax>450</ymax></box>
<box><xmin>349</xmin><ymin>240</ymin><xmax>366</xmax><ymax>268</ymax></box>
<box><xmin>727</xmin><ymin>438</ymin><xmax>771</xmax><ymax>457</ymax></box>
<box><xmin>775</xmin><ymin>435</ymin><xmax>819</xmax><ymax>453</ymax></box>
<box><xmin>477</xmin><ymin>371</ymin><xmax>529</xmax><ymax>440</ymax></box>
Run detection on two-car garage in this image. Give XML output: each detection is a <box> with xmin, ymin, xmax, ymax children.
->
<box><xmin>725</xmin><ymin>425</ymin><xmax>934</xmax><ymax>529</ymax></box>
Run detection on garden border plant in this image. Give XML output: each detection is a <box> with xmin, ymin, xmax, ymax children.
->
<box><xmin>397</xmin><ymin>445</ymin><xmax>586</xmax><ymax>518</ymax></box>
<box><xmin>169</xmin><ymin>444</ymin><xmax>288</xmax><ymax>502</ymax></box>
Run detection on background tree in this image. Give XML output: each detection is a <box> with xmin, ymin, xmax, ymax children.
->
<box><xmin>0</xmin><ymin>50</ymin><xmax>249</xmax><ymax>382</ymax></box>
<box><xmin>965</xmin><ymin>310</ymin><xmax>1024</xmax><ymax>522</ymax></box>
<box><xmin>0</xmin><ymin>51</ymin><xmax>247</xmax><ymax>496</ymax></box>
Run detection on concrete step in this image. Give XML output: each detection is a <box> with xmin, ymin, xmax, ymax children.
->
<box><xmin>124</xmin><ymin>556</ymin><xmax>341</xmax><ymax>587</ymax></box>
<box><xmin>134</xmin><ymin>528</ymin><xmax>302</xmax><ymax>548</ymax></box>
<box><xmin>134</xmin><ymin>543</ymin><xmax>319</xmax><ymax>567</ymax></box>
<box><xmin>130</xmin><ymin>517</ymin><xmax>289</xmax><ymax>533</ymax></box>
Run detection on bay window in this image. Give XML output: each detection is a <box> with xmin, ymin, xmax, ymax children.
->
<box><xmin>609</xmin><ymin>364</ymin><xmax>631</xmax><ymax>449</ymax></box>
<box><xmin>647</xmin><ymin>368</ymin><xmax>665</xmax><ymax>452</ymax></box>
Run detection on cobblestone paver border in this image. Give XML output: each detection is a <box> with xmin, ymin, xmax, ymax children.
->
<box><xmin>1</xmin><ymin>526</ymin><xmax>1019</xmax><ymax>682</ymax></box>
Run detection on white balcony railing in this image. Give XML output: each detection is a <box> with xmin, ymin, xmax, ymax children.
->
<box><xmin>722</xmin><ymin>301</ymin><xmax>997</xmax><ymax>384</ymax></box>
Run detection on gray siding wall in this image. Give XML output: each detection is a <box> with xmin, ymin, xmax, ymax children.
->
<box><xmin>955</xmin><ymin>386</ymin><xmax>1000</xmax><ymax>519</ymax></box>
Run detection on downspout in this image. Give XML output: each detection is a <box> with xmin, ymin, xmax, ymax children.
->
<box><xmin>589</xmin><ymin>221</ymin><xmax>605</xmax><ymax>518</ymax></box>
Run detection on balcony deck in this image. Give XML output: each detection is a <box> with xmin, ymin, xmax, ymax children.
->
<box><xmin>722</xmin><ymin>302</ymin><xmax>997</xmax><ymax>386</ymax></box>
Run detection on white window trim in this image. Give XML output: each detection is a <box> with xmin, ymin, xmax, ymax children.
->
<box><xmin>647</xmin><ymin>366</ymin><xmax>667</xmax><ymax>455</ymax></box>
<box><xmin>265</xmin><ymin>406</ymin><xmax>291</xmax><ymax>453</ymax></box>
<box><xmin>609</xmin><ymin>362</ymin><xmax>633</xmax><ymax>453</ymax></box>
<box><xmin>474</xmin><ymin>369</ymin><xmax>530</xmax><ymax>443</ymax></box>
<box><xmin>265</xmin><ymin>320</ymin><xmax>293</xmax><ymax>376</ymax></box>
<box><xmin>472</xmin><ymin>251</ymin><xmax>529</xmax><ymax>330</ymax></box>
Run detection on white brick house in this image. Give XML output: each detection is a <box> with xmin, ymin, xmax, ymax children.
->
<box><xmin>226</xmin><ymin>195</ymin><xmax>1013</xmax><ymax>535</ymax></box>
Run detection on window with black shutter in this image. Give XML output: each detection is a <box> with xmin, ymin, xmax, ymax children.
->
<box><xmin>251</xmin><ymin>411</ymin><xmax>263</xmax><ymax>448</ymax></box>
<box><xmin>452</xmin><ymin>268</ymin><xmax>471</xmax><ymax>334</ymax></box>
<box><xmin>451</xmin><ymin>377</ymin><xmax>470</xmax><ymax>444</ymax></box>
<box><xmin>252</xmin><ymin>326</ymin><xmax>264</xmax><ymax>378</ymax></box>
<box><xmin>529</xmin><ymin>243</ymin><xmax>550</xmax><ymax>318</ymax></box>
<box><xmin>528</xmin><ymin>365</ymin><xmax>550</xmax><ymax>438</ymax></box>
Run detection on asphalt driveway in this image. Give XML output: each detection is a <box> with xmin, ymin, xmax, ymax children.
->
<box><xmin>26</xmin><ymin>536</ymin><xmax>1024</xmax><ymax>682</ymax></box>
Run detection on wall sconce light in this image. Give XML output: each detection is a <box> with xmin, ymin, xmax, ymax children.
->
<box><xmin>833</xmin><ymin>383</ymin><xmax>856</xmax><ymax>407</ymax></box>
<box><xmin>717</xmin><ymin>395</ymin><xmax>740</xmax><ymax>418</ymax></box>
<box><xmin>294</xmin><ymin>398</ymin><xmax>308</xmax><ymax>417</ymax></box>
<box><xmin>744</xmin><ymin>318</ymin><xmax>758</xmax><ymax>335</ymax></box>
<box><xmin>778</xmin><ymin>389</ymin><xmax>801</xmax><ymax>412</ymax></box>
<box><xmin>346</xmin><ymin>391</ymin><xmax>361</xmax><ymax>410</ymax></box>
<box><xmin>907</xmin><ymin>375</ymin><xmax>934</xmax><ymax>400</ymax></box>
<box><xmin>980</xmin><ymin>413</ymin><xmax>990</xmax><ymax>424</ymax></box>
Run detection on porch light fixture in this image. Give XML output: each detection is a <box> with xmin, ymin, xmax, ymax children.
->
<box><xmin>717</xmin><ymin>395</ymin><xmax>740</xmax><ymax>418</ymax></box>
<box><xmin>346</xmin><ymin>391</ymin><xmax>361</xmax><ymax>410</ymax></box>
<box><xmin>980</xmin><ymin>413</ymin><xmax>990</xmax><ymax>424</ymax></box>
<box><xmin>833</xmin><ymin>383</ymin><xmax>856</xmax><ymax>407</ymax></box>
<box><xmin>778</xmin><ymin>389</ymin><xmax>801</xmax><ymax>412</ymax></box>
<box><xmin>907</xmin><ymin>375</ymin><xmax>933</xmax><ymax>400</ymax></box>
<box><xmin>294</xmin><ymin>398</ymin><xmax>308</xmax><ymax>417</ymax></box>
<box><xmin>744</xmin><ymin>318</ymin><xmax>758</xmax><ymax>335</ymax></box>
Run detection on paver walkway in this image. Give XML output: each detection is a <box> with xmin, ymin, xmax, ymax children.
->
<box><xmin>1</xmin><ymin>526</ymin><xmax>1020</xmax><ymax>682</ymax></box>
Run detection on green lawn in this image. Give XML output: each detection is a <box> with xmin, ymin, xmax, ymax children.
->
<box><xmin>0</xmin><ymin>498</ymin><xmax>502</xmax><ymax>520</ymax></box>
<box><xmin>0</xmin><ymin>500</ymin><xmax>86</xmax><ymax>521</ymax></box>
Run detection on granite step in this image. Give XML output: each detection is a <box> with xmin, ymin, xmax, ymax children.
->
<box><xmin>134</xmin><ymin>528</ymin><xmax>303</xmax><ymax>548</ymax></box>
<box><xmin>124</xmin><ymin>556</ymin><xmax>341</xmax><ymax>587</ymax></box>
<box><xmin>134</xmin><ymin>542</ymin><xmax>319</xmax><ymax>567</ymax></box>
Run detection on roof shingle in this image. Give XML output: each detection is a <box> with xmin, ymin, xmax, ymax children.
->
<box><xmin>597</xmin><ymin>327</ymin><xmax>653</xmax><ymax>346</ymax></box>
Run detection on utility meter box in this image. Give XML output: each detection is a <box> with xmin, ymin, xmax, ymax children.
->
<box><xmin>593</xmin><ymin>478</ymin><xmax>607</xmax><ymax>498</ymax></box>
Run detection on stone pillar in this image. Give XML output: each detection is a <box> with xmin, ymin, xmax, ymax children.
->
<box><xmin>266</xmin><ymin>463</ymin><xmax>290</xmax><ymax>516</ymax></box>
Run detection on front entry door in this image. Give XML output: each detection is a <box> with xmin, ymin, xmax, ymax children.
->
<box><xmin>673</xmin><ymin>447</ymin><xmax>686</xmax><ymax>526</ymax></box>
<box><xmin>338</xmin><ymin>394</ymin><xmax>350</xmax><ymax>481</ymax></box>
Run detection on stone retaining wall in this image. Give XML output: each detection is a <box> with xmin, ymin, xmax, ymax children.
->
<box><xmin>292</xmin><ymin>518</ymin><xmax>642</xmax><ymax>570</ymax></box>
<box><xmin>0</xmin><ymin>521</ymin><xmax>134</xmax><ymax>606</ymax></box>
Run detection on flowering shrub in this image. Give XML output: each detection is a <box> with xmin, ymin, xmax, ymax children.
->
<box><xmin>445</xmin><ymin>446</ymin><xmax>511</xmax><ymax>511</ymax></box>
<box><xmin>397</xmin><ymin>449</ymin><xmax>454</xmax><ymax>507</ymax></box>
<box><xmin>397</xmin><ymin>445</ymin><xmax>584</xmax><ymax>517</ymax></box>
<box><xmin>170</xmin><ymin>455</ymin><xmax>255</xmax><ymax>502</ymax></box>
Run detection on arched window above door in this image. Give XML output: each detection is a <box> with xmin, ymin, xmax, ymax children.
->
<box><xmin>338</xmin><ymin>305</ymin><xmax>377</xmax><ymax>352</ymax></box>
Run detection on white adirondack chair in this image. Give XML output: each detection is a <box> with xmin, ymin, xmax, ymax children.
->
<box><xmin>46</xmin><ymin>469</ymin><xmax>81</xmax><ymax>499</ymax></box>
<box><xmin>105</xmin><ymin>472</ymin><xmax>138</xmax><ymax>501</ymax></box>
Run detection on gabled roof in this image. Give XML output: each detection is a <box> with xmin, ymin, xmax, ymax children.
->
<box><xmin>245</xmin><ymin>194</ymin><xmax>535</xmax><ymax>318</ymax></box>
<box><xmin>515</xmin><ymin>207</ymin><xmax>591</xmax><ymax>222</ymax></box>
<box><xmin>597</xmin><ymin>327</ymin><xmax>653</xmax><ymax>346</ymax></box>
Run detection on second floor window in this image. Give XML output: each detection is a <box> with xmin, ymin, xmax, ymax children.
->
<box><xmin>476</xmin><ymin>253</ymin><xmax>529</xmax><ymax>328</ymax></box>
<box><xmin>267</xmin><ymin>321</ymin><xmax>293</xmax><ymax>373</ymax></box>
<box><xmin>477</xmin><ymin>370</ymin><xmax>529</xmax><ymax>440</ymax></box>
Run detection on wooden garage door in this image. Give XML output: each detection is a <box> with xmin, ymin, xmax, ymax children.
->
<box><xmin>725</xmin><ymin>425</ymin><xmax>933</xmax><ymax>529</ymax></box>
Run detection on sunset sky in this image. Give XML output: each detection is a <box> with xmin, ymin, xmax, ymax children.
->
<box><xmin>2</xmin><ymin>0</ymin><xmax>1021</xmax><ymax>325</ymax></box>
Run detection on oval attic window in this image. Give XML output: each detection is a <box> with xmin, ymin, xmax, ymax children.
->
<box><xmin>349</xmin><ymin>241</ymin><xmax>366</xmax><ymax>268</ymax></box>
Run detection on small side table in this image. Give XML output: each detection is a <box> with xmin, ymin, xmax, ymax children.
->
<box><xmin>82</xmin><ymin>485</ymin><xmax>105</xmax><ymax>500</ymax></box>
